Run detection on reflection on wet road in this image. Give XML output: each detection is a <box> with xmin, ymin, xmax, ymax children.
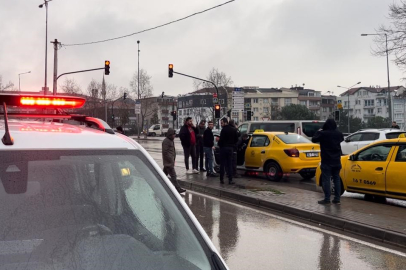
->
<box><xmin>184</xmin><ymin>191</ymin><xmax>406</xmax><ymax>270</ymax></box>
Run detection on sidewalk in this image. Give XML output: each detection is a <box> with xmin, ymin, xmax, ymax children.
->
<box><xmin>155</xmin><ymin>157</ymin><xmax>406</xmax><ymax>248</ymax></box>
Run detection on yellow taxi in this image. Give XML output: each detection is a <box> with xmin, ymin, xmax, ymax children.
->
<box><xmin>239</xmin><ymin>130</ymin><xmax>321</xmax><ymax>181</ymax></box>
<box><xmin>315</xmin><ymin>134</ymin><xmax>406</xmax><ymax>200</ymax></box>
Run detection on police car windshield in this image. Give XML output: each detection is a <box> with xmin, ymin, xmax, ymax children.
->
<box><xmin>0</xmin><ymin>149</ymin><xmax>213</xmax><ymax>269</ymax></box>
<box><xmin>276</xmin><ymin>134</ymin><xmax>312</xmax><ymax>144</ymax></box>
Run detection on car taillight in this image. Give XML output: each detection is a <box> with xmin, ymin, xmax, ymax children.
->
<box><xmin>19</xmin><ymin>96</ymin><xmax>86</xmax><ymax>108</ymax></box>
<box><xmin>284</xmin><ymin>148</ymin><xmax>299</xmax><ymax>157</ymax></box>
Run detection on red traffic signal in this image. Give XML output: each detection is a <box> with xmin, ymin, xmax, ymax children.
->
<box><xmin>214</xmin><ymin>104</ymin><xmax>221</xmax><ymax>118</ymax></box>
<box><xmin>105</xmin><ymin>60</ymin><xmax>110</xmax><ymax>75</ymax></box>
<box><xmin>168</xmin><ymin>64</ymin><xmax>173</xmax><ymax>78</ymax></box>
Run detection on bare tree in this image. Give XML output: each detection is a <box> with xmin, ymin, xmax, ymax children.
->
<box><xmin>193</xmin><ymin>68</ymin><xmax>234</xmax><ymax>90</ymax></box>
<box><xmin>0</xmin><ymin>75</ymin><xmax>14</xmax><ymax>91</ymax></box>
<box><xmin>60</xmin><ymin>78</ymin><xmax>82</xmax><ymax>95</ymax></box>
<box><xmin>374</xmin><ymin>1</ymin><xmax>406</xmax><ymax>70</ymax></box>
<box><xmin>129</xmin><ymin>69</ymin><xmax>156</xmax><ymax>131</ymax></box>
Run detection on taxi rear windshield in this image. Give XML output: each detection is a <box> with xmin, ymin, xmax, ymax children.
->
<box><xmin>0</xmin><ymin>150</ymin><xmax>214</xmax><ymax>269</ymax></box>
<box><xmin>276</xmin><ymin>134</ymin><xmax>311</xmax><ymax>144</ymax></box>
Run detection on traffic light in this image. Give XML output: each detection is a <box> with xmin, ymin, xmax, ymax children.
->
<box><xmin>247</xmin><ymin>110</ymin><xmax>252</xmax><ymax>121</ymax></box>
<box><xmin>168</xmin><ymin>64</ymin><xmax>173</xmax><ymax>78</ymax></box>
<box><xmin>334</xmin><ymin>110</ymin><xmax>340</xmax><ymax>122</ymax></box>
<box><xmin>123</xmin><ymin>93</ymin><xmax>127</xmax><ymax>100</ymax></box>
<box><xmin>227</xmin><ymin>110</ymin><xmax>231</xmax><ymax>117</ymax></box>
<box><xmin>111</xmin><ymin>114</ymin><xmax>114</xmax><ymax>120</ymax></box>
<box><xmin>214</xmin><ymin>104</ymin><xmax>221</xmax><ymax>118</ymax></box>
<box><xmin>171</xmin><ymin>111</ymin><xmax>177</xmax><ymax>121</ymax></box>
<box><xmin>105</xmin><ymin>60</ymin><xmax>110</xmax><ymax>75</ymax></box>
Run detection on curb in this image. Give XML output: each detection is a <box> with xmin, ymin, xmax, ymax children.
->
<box><xmin>179</xmin><ymin>179</ymin><xmax>406</xmax><ymax>249</ymax></box>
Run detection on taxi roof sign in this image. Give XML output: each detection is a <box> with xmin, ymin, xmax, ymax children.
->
<box><xmin>399</xmin><ymin>133</ymin><xmax>406</xmax><ymax>138</ymax></box>
<box><xmin>254</xmin><ymin>129</ymin><xmax>264</xmax><ymax>133</ymax></box>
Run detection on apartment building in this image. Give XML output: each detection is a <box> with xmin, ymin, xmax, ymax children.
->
<box><xmin>157</xmin><ymin>96</ymin><xmax>177</xmax><ymax>129</ymax></box>
<box><xmin>320</xmin><ymin>95</ymin><xmax>337</xmax><ymax>120</ymax></box>
<box><xmin>337</xmin><ymin>86</ymin><xmax>406</xmax><ymax>123</ymax></box>
<box><xmin>244</xmin><ymin>87</ymin><xmax>299</xmax><ymax>121</ymax></box>
<box><xmin>297</xmin><ymin>88</ymin><xmax>322</xmax><ymax>117</ymax></box>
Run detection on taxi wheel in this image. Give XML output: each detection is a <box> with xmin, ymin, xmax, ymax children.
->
<box><xmin>264</xmin><ymin>161</ymin><xmax>282</xmax><ymax>182</ymax></box>
<box><xmin>330</xmin><ymin>178</ymin><xmax>345</xmax><ymax>196</ymax></box>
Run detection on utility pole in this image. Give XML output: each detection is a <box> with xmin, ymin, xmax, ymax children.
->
<box><xmin>137</xmin><ymin>40</ymin><xmax>141</xmax><ymax>138</ymax></box>
<box><xmin>51</xmin><ymin>39</ymin><xmax>61</xmax><ymax>95</ymax></box>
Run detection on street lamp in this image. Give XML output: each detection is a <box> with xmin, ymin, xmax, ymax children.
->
<box><xmin>39</xmin><ymin>0</ymin><xmax>52</xmax><ymax>95</ymax></box>
<box><xmin>361</xmin><ymin>33</ymin><xmax>391</xmax><ymax>121</ymax></box>
<box><xmin>337</xmin><ymin>82</ymin><xmax>361</xmax><ymax>133</ymax></box>
<box><xmin>137</xmin><ymin>40</ymin><xmax>140</xmax><ymax>138</ymax></box>
<box><xmin>18</xmin><ymin>71</ymin><xmax>31</xmax><ymax>92</ymax></box>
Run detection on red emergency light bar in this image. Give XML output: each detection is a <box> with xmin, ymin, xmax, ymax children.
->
<box><xmin>0</xmin><ymin>94</ymin><xmax>86</xmax><ymax>109</ymax></box>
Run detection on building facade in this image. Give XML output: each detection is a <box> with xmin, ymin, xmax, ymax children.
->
<box><xmin>320</xmin><ymin>95</ymin><xmax>337</xmax><ymax>120</ymax></box>
<box><xmin>297</xmin><ymin>88</ymin><xmax>322</xmax><ymax>117</ymax></box>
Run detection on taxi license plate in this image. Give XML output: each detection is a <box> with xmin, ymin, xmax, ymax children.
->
<box><xmin>306</xmin><ymin>152</ymin><xmax>319</xmax><ymax>157</ymax></box>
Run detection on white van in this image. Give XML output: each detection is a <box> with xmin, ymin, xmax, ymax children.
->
<box><xmin>238</xmin><ymin>120</ymin><xmax>325</xmax><ymax>140</ymax></box>
<box><xmin>148</xmin><ymin>124</ymin><xmax>169</xmax><ymax>136</ymax></box>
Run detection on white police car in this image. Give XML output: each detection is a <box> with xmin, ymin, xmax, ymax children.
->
<box><xmin>0</xmin><ymin>94</ymin><xmax>227</xmax><ymax>269</ymax></box>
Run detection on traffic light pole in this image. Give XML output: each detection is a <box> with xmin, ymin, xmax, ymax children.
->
<box><xmin>56</xmin><ymin>67</ymin><xmax>105</xmax><ymax>82</ymax></box>
<box><xmin>172</xmin><ymin>71</ymin><xmax>219</xmax><ymax>97</ymax></box>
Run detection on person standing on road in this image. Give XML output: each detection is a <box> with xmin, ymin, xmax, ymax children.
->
<box><xmin>229</xmin><ymin>120</ymin><xmax>241</xmax><ymax>178</ymax></box>
<box><xmin>179</xmin><ymin>117</ymin><xmax>199</xmax><ymax>174</ymax></box>
<box><xmin>162</xmin><ymin>128</ymin><xmax>186</xmax><ymax>194</ymax></box>
<box><xmin>218</xmin><ymin>118</ymin><xmax>238</xmax><ymax>184</ymax></box>
<box><xmin>196</xmin><ymin>120</ymin><xmax>207</xmax><ymax>172</ymax></box>
<box><xmin>392</xmin><ymin>121</ymin><xmax>400</xmax><ymax>129</ymax></box>
<box><xmin>203</xmin><ymin>121</ymin><xmax>218</xmax><ymax>177</ymax></box>
<box><xmin>312</xmin><ymin>119</ymin><xmax>344</xmax><ymax>205</ymax></box>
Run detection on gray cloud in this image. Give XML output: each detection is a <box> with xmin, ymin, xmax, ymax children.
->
<box><xmin>0</xmin><ymin>0</ymin><xmax>404</xmax><ymax>97</ymax></box>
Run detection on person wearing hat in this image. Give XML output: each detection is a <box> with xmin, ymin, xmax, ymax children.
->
<box><xmin>162</xmin><ymin>128</ymin><xmax>186</xmax><ymax>194</ymax></box>
<box><xmin>196</xmin><ymin>119</ymin><xmax>207</xmax><ymax>172</ymax></box>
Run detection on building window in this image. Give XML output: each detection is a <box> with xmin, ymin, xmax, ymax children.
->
<box><xmin>356</xmin><ymin>100</ymin><xmax>360</xmax><ymax>105</ymax></box>
<box><xmin>322</xmin><ymin>107</ymin><xmax>327</xmax><ymax>112</ymax></box>
<box><xmin>232</xmin><ymin>111</ymin><xmax>238</xmax><ymax>117</ymax></box>
<box><xmin>271</xmin><ymin>98</ymin><xmax>278</xmax><ymax>105</ymax></box>
<box><xmin>364</xmin><ymin>109</ymin><xmax>374</xmax><ymax>115</ymax></box>
<box><xmin>344</xmin><ymin>101</ymin><xmax>349</xmax><ymax>107</ymax></box>
<box><xmin>179</xmin><ymin>110</ymin><xmax>183</xmax><ymax>115</ymax></box>
<box><xmin>364</xmin><ymin>100</ymin><xmax>374</xmax><ymax>106</ymax></box>
<box><xmin>395</xmin><ymin>113</ymin><xmax>403</xmax><ymax>119</ymax></box>
<box><xmin>395</xmin><ymin>104</ymin><xmax>403</xmax><ymax>110</ymax></box>
<box><xmin>219</xmin><ymin>99</ymin><xmax>225</xmax><ymax>104</ymax></box>
<box><xmin>253</xmin><ymin>98</ymin><xmax>259</xmax><ymax>103</ymax></box>
<box><xmin>308</xmin><ymin>92</ymin><xmax>315</xmax><ymax>97</ymax></box>
<box><xmin>355</xmin><ymin>109</ymin><xmax>361</xmax><ymax>114</ymax></box>
<box><xmin>378</xmin><ymin>108</ymin><xmax>382</xmax><ymax>113</ymax></box>
<box><xmin>300</xmin><ymin>101</ymin><xmax>307</xmax><ymax>106</ymax></box>
<box><xmin>284</xmin><ymin>98</ymin><xmax>292</xmax><ymax>106</ymax></box>
<box><xmin>263</xmin><ymin>107</ymin><xmax>269</xmax><ymax>113</ymax></box>
<box><xmin>253</xmin><ymin>107</ymin><xmax>259</xmax><ymax>112</ymax></box>
<box><xmin>253</xmin><ymin>117</ymin><xmax>259</xmax><ymax>121</ymax></box>
<box><xmin>264</xmin><ymin>98</ymin><xmax>269</xmax><ymax>103</ymax></box>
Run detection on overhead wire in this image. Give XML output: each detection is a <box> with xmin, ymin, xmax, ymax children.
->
<box><xmin>62</xmin><ymin>0</ymin><xmax>235</xmax><ymax>47</ymax></box>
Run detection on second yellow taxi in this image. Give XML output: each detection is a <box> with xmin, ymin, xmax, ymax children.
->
<box><xmin>214</xmin><ymin>131</ymin><xmax>321</xmax><ymax>181</ymax></box>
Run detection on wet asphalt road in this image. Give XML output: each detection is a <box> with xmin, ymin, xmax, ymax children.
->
<box><xmin>185</xmin><ymin>191</ymin><xmax>406</xmax><ymax>270</ymax></box>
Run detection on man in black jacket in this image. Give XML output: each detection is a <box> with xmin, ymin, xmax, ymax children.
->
<box><xmin>218</xmin><ymin>118</ymin><xmax>239</xmax><ymax>184</ymax></box>
<box><xmin>312</xmin><ymin>119</ymin><xmax>344</xmax><ymax>205</ymax></box>
<box><xmin>203</xmin><ymin>121</ymin><xmax>218</xmax><ymax>177</ymax></box>
<box><xmin>196</xmin><ymin>120</ymin><xmax>207</xmax><ymax>172</ymax></box>
<box><xmin>179</xmin><ymin>117</ymin><xmax>199</xmax><ymax>174</ymax></box>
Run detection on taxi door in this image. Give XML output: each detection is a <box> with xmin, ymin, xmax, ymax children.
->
<box><xmin>245</xmin><ymin>135</ymin><xmax>270</xmax><ymax>168</ymax></box>
<box><xmin>385</xmin><ymin>144</ymin><xmax>406</xmax><ymax>199</ymax></box>
<box><xmin>344</xmin><ymin>144</ymin><xmax>395</xmax><ymax>195</ymax></box>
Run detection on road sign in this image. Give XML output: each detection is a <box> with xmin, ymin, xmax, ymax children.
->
<box><xmin>337</xmin><ymin>103</ymin><xmax>343</xmax><ymax>109</ymax></box>
<box><xmin>232</xmin><ymin>90</ymin><xmax>244</xmax><ymax>111</ymax></box>
<box><xmin>213</xmin><ymin>97</ymin><xmax>218</xmax><ymax>103</ymax></box>
<box><xmin>135</xmin><ymin>102</ymin><xmax>141</xmax><ymax>114</ymax></box>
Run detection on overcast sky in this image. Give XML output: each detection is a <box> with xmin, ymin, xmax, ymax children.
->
<box><xmin>1</xmin><ymin>0</ymin><xmax>404</xmax><ymax>97</ymax></box>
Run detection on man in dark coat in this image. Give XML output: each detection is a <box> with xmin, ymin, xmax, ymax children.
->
<box><xmin>312</xmin><ymin>119</ymin><xmax>344</xmax><ymax>205</ymax></box>
<box><xmin>196</xmin><ymin>120</ymin><xmax>207</xmax><ymax>172</ymax></box>
<box><xmin>229</xmin><ymin>120</ymin><xmax>241</xmax><ymax>178</ymax></box>
<box><xmin>392</xmin><ymin>121</ymin><xmax>400</xmax><ymax>129</ymax></box>
<box><xmin>218</xmin><ymin>118</ymin><xmax>239</xmax><ymax>184</ymax></box>
<box><xmin>179</xmin><ymin>117</ymin><xmax>199</xmax><ymax>174</ymax></box>
<box><xmin>162</xmin><ymin>128</ymin><xmax>186</xmax><ymax>193</ymax></box>
<box><xmin>203</xmin><ymin>120</ymin><xmax>218</xmax><ymax>177</ymax></box>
